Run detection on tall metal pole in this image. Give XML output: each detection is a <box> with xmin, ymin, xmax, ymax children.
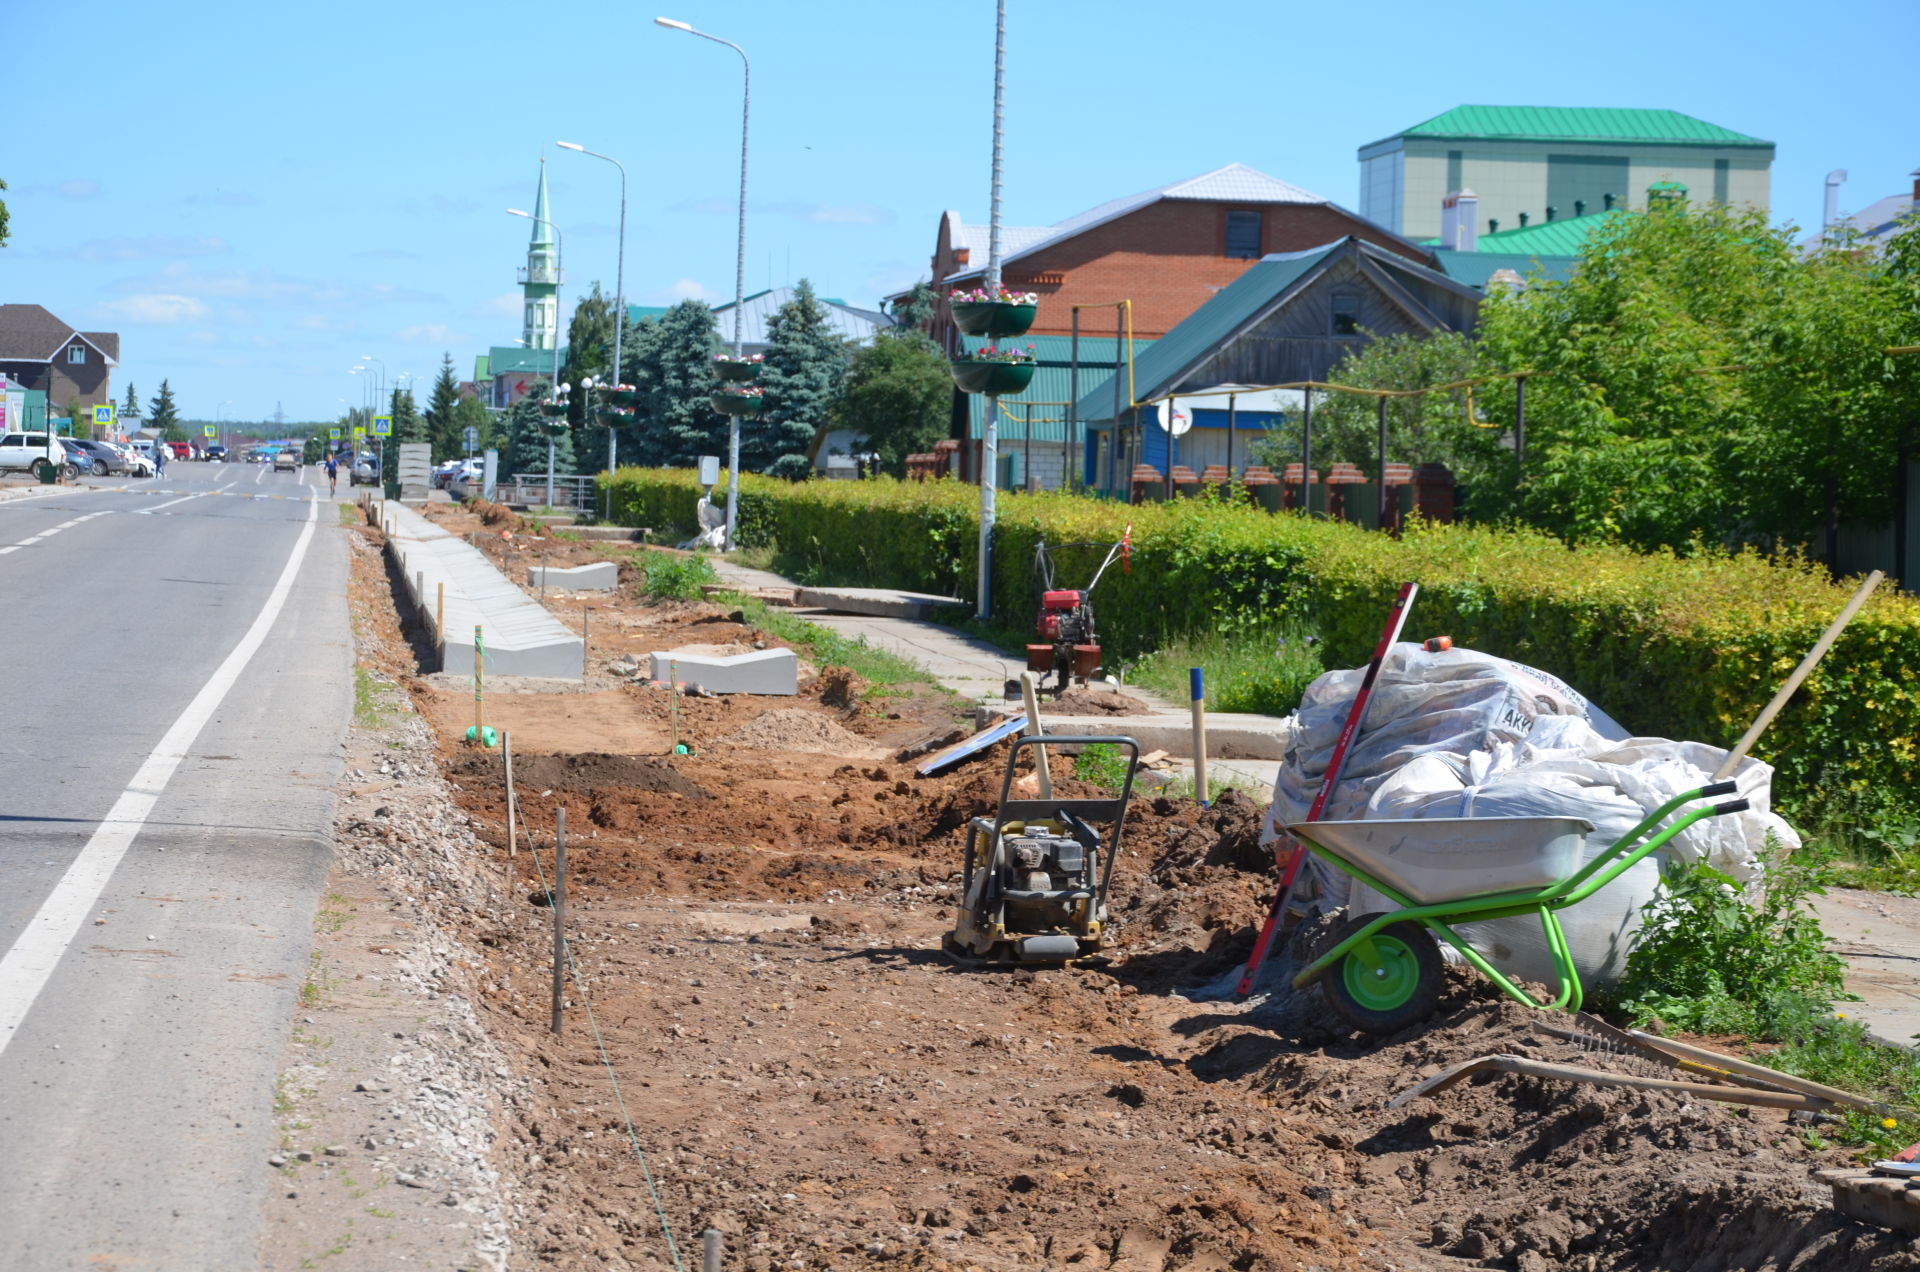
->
<box><xmin>558</xmin><ymin>143</ymin><xmax>627</xmax><ymax>520</ymax></box>
<box><xmin>1300</xmin><ymin>388</ymin><xmax>1313</xmax><ymax>513</ymax></box>
<box><xmin>1112</xmin><ymin>305</ymin><xmax>1125</xmax><ymax>495</ymax></box>
<box><xmin>976</xmin><ymin>0</ymin><xmax>1006</xmax><ymax>620</ymax></box>
<box><xmin>1069</xmin><ymin>311</ymin><xmax>1080</xmax><ymax>492</ymax></box>
<box><xmin>1376</xmin><ymin>394</ymin><xmax>1390</xmax><ymax>531</ymax></box>
<box><xmin>1514</xmin><ymin>374</ymin><xmax>1527</xmax><ymax>484</ymax></box>
<box><xmin>657</xmin><ymin>20</ymin><xmax>748</xmax><ymax>551</ymax></box>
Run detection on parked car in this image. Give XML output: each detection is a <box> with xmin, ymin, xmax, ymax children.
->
<box><xmin>350</xmin><ymin>452</ymin><xmax>380</xmax><ymax>486</ymax></box>
<box><xmin>0</xmin><ymin>432</ymin><xmax>77</xmax><ymax>480</ymax></box>
<box><xmin>70</xmin><ymin>439</ymin><xmax>128</xmax><ymax>476</ymax></box>
<box><xmin>166</xmin><ymin>441</ymin><xmax>192</xmax><ymax>460</ymax></box>
<box><xmin>60</xmin><ymin>438</ymin><xmax>97</xmax><ymax>475</ymax></box>
<box><xmin>433</xmin><ymin>457</ymin><xmax>484</xmax><ymax>489</ymax></box>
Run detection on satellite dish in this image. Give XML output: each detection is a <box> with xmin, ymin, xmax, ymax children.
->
<box><xmin>1153</xmin><ymin>401</ymin><xmax>1192</xmax><ymax>436</ymax></box>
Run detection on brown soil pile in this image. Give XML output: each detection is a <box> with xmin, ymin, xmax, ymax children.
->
<box><xmin>1049</xmin><ymin>686</ymin><xmax>1151</xmax><ymax>716</ymax></box>
<box><xmin>450</xmin><ymin>751</ymin><xmax>710</xmax><ymax>799</ymax></box>
<box><xmin>717</xmin><ymin>708</ymin><xmax>887</xmax><ymax>757</ymax></box>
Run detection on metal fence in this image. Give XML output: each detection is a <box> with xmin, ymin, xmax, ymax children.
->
<box><xmin>483</xmin><ymin>473</ymin><xmax>596</xmax><ymax>510</ymax></box>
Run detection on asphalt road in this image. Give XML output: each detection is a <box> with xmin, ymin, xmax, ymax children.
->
<box><xmin>0</xmin><ymin>461</ymin><xmax>353</xmax><ymax>1269</ymax></box>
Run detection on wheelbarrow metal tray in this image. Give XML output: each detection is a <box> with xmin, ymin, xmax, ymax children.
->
<box><xmin>1287</xmin><ymin>816</ymin><xmax>1595</xmax><ymax>905</ymax></box>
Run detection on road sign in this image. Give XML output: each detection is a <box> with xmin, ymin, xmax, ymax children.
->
<box><xmin>203</xmin><ymin>424</ymin><xmax>217</xmax><ymax>439</ymax></box>
<box><xmin>462</xmin><ymin>425</ymin><xmax>479</xmax><ymax>451</ymax></box>
<box><xmin>329</xmin><ymin>428</ymin><xmax>341</xmax><ymax>441</ymax></box>
<box><xmin>352</xmin><ymin>425</ymin><xmax>366</xmax><ymax>439</ymax></box>
<box><xmin>372</xmin><ymin>415</ymin><xmax>392</xmax><ymax>437</ymax></box>
<box><xmin>94</xmin><ymin>404</ymin><xmax>116</xmax><ymax>427</ymax></box>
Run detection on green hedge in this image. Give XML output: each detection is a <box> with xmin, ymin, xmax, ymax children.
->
<box><xmin>599</xmin><ymin>467</ymin><xmax>1920</xmax><ymax>818</ymax></box>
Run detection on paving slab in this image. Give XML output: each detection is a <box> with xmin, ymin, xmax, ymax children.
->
<box><xmin>794</xmin><ymin>587</ymin><xmax>969</xmax><ymax>620</ymax></box>
<box><xmin>384</xmin><ymin>501</ymin><xmax>584</xmax><ymax>678</ymax></box>
<box><xmin>1812</xmin><ymin>886</ymin><xmax>1920</xmax><ymax>1050</ymax></box>
<box><xmin>529</xmin><ymin>561</ymin><xmax>619</xmax><ymax>591</ymax></box>
<box><xmin>650</xmin><ymin>647</ymin><xmax>798</xmax><ymax>695</ymax></box>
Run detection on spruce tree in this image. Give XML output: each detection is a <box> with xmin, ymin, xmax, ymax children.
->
<box><xmin>624</xmin><ymin>301</ymin><xmax>719</xmax><ymax>467</ymax></box>
<box><xmin>562</xmin><ymin>284</ymin><xmax>617</xmax><ymax>470</ymax></box>
<box><xmin>423</xmin><ymin>353</ymin><xmax>461</xmax><ymax>461</ymax></box>
<box><xmin>121</xmin><ymin>383</ymin><xmax>141</xmax><ymax>427</ymax></box>
<box><xmin>383</xmin><ymin>387</ymin><xmax>422</xmax><ymax>485</ymax></box>
<box><xmin>504</xmin><ymin>393</ymin><xmax>574</xmax><ymax>479</ymax></box>
<box><xmin>748</xmin><ymin>280</ymin><xmax>848</xmax><ymax>475</ymax></box>
<box><xmin>148</xmin><ymin>380</ymin><xmax>182</xmax><ymax>439</ymax></box>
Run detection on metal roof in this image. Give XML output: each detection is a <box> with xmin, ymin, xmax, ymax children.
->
<box><xmin>944</xmin><ymin>163</ymin><xmax>1332</xmax><ymax>284</ymax></box>
<box><xmin>1073</xmin><ymin>238</ymin><xmax>1482</xmax><ymax>422</ymax></box>
<box><xmin>700</xmin><ymin>287</ymin><xmax>895</xmax><ymax>351</ymax></box>
<box><xmin>1426</xmin><ymin>209</ymin><xmax>1618</xmax><ymax>259</ymax></box>
<box><xmin>486</xmin><ymin>344</ymin><xmax>563</xmax><ymax>376</ymax></box>
<box><xmin>959</xmin><ymin>334</ymin><xmax>1157</xmax><ymax>442</ymax></box>
<box><xmin>1430</xmin><ymin>249</ymin><xmax>1579</xmax><ymax>290</ymax></box>
<box><xmin>1370</xmin><ymin>105</ymin><xmax>1772</xmax><ymax>150</ymax></box>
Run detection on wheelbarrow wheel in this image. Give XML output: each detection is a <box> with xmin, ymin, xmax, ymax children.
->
<box><xmin>1322</xmin><ymin>912</ymin><xmax>1443</xmax><ymax>1035</ymax></box>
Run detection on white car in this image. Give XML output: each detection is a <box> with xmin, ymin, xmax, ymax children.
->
<box><xmin>104</xmin><ymin>442</ymin><xmax>154</xmax><ymax>477</ymax></box>
<box><xmin>0</xmin><ymin>432</ymin><xmax>76</xmax><ymax>479</ymax></box>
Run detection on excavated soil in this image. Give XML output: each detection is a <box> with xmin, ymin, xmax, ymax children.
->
<box><xmin>312</xmin><ymin>503</ymin><xmax>1920</xmax><ymax>1271</ymax></box>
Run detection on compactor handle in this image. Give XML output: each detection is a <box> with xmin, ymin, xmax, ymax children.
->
<box><xmin>1714</xmin><ymin>799</ymin><xmax>1751</xmax><ymax>817</ymax></box>
<box><xmin>1700</xmin><ymin>779</ymin><xmax>1738</xmax><ymax>799</ymax></box>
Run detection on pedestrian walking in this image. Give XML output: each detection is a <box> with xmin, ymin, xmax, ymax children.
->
<box><xmin>325</xmin><ymin>452</ymin><xmax>339</xmax><ymax>495</ymax></box>
<box><xmin>153</xmin><ymin>443</ymin><xmax>167</xmax><ymax>477</ymax></box>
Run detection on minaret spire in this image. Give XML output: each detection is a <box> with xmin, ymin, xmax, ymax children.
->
<box><xmin>519</xmin><ymin>158</ymin><xmax>561</xmax><ymax>351</ymax></box>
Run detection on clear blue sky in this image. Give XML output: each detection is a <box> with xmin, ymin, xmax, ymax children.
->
<box><xmin>5</xmin><ymin>0</ymin><xmax>1914</xmax><ymax>424</ymax></box>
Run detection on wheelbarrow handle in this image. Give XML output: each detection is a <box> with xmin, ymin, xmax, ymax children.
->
<box><xmin>1700</xmin><ymin>779</ymin><xmax>1738</xmax><ymax>799</ymax></box>
<box><xmin>1714</xmin><ymin>798</ymin><xmax>1751</xmax><ymax>816</ymax></box>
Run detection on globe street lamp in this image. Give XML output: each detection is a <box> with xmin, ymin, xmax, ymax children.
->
<box><xmin>507</xmin><ymin>207</ymin><xmax>565</xmax><ymax>509</ymax></box>
<box><xmin>656</xmin><ymin>15</ymin><xmax>749</xmax><ymax>551</ymax></box>
<box><xmin>557</xmin><ymin>140</ymin><xmax>628</xmax><ymax>520</ymax></box>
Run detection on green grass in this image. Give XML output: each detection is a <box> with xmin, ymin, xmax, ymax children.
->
<box><xmin>721</xmin><ymin>590</ymin><xmax>951</xmax><ymax>702</ymax></box>
<box><xmin>351</xmin><ymin>667</ymin><xmax>395</xmax><ymax>730</ymax></box>
<box><xmin>1123</xmin><ymin>622</ymin><xmax>1326</xmax><ymax>716</ymax></box>
<box><xmin>336</xmin><ymin>503</ymin><xmax>361</xmax><ymax>527</ymax></box>
<box><xmin>634</xmin><ymin>548</ymin><xmax>719</xmax><ymax>601</ymax></box>
<box><xmin>1607</xmin><ymin>838</ymin><xmax>1920</xmax><ymax>1151</ymax></box>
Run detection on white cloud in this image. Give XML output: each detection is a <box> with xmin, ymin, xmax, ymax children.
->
<box><xmin>669</xmin><ymin>278</ymin><xmax>713</xmax><ymax>301</ymax></box>
<box><xmin>93</xmin><ymin>294</ymin><xmax>210</xmax><ymax>324</ymax></box>
<box><xmin>476</xmin><ymin>293</ymin><xmax>523</xmax><ymax>318</ymax></box>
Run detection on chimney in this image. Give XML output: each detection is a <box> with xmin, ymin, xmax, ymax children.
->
<box><xmin>1545</xmin><ymin>205</ymin><xmax>1558</xmax><ymax>222</ymax></box>
<box><xmin>1910</xmin><ymin>168</ymin><xmax>1919</xmax><ymax>204</ymax></box>
<box><xmin>1518</xmin><ymin>211</ymin><xmax>1530</xmax><ymax>227</ymax></box>
<box><xmin>1603</xmin><ymin>192</ymin><xmax>1615</xmax><ymax>211</ymax></box>
<box><xmin>1440</xmin><ymin>188</ymin><xmax>1479</xmax><ymax>251</ymax></box>
<box><xmin>1824</xmin><ymin>169</ymin><xmax>1848</xmax><ymax>231</ymax></box>
<box><xmin>1488</xmin><ymin>218</ymin><xmax>1500</xmax><ymax>235</ymax></box>
<box><xmin>1574</xmin><ymin>199</ymin><xmax>1587</xmax><ymax>218</ymax></box>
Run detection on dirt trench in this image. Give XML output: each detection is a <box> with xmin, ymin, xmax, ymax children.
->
<box><xmin>328</xmin><ymin>505</ymin><xmax>1920</xmax><ymax>1272</ymax></box>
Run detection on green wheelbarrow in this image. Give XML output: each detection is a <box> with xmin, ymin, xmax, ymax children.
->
<box><xmin>1287</xmin><ymin>781</ymin><xmax>1749</xmax><ymax>1034</ymax></box>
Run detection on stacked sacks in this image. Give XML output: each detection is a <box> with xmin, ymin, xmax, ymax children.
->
<box><xmin>1262</xmin><ymin>644</ymin><xmax>1797</xmax><ymax>989</ymax></box>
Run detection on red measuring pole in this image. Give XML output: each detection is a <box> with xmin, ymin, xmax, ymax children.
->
<box><xmin>1235</xmin><ymin>581</ymin><xmax>1418</xmax><ymax>996</ymax></box>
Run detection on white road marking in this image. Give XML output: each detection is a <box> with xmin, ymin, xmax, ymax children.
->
<box><xmin>136</xmin><ymin>491</ymin><xmax>210</xmax><ymax>516</ymax></box>
<box><xmin>253</xmin><ymin>463</ymin><xmax>266</xmax><ymax>485</ymax></box>
<box><xmin>0</xmin><ymin>487</ymin><xmax>321</xmax><ymax>1059</ymax></box>
<box><xmin>0</xmin><ymin>509</ymin><xmax>114</xmax><ymax>555</ymax></box>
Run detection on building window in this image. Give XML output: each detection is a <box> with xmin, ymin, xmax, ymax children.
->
<box><xmin>1224</xmin><ymin>210</ymin><xmax>1263</xmax><ymax>259</ymax></box>
<box><xmin>1331</xmin><ymin>291</ymin><xmax>1362</xmax><ymax>337</ymax></box>
<box><xmin>68</xmin><ymin>345</ymin><xmax>86</xmax><ymax>364</ymax></box>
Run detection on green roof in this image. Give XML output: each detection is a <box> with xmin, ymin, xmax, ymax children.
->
<box><xmin>1426</xmin><ymin>209</ymin><xmax>1619</xmax><ymax>259</ymax></box>
<box><xmin>473</xmin><ymin>354</ymin><xmax>491</xmax><ymax>382</ymax></box>
<box><xmin>486</xmin><ymin>344</ymin><xmax>565</xmax><ymax>376</ymax></box>
<box><xmin>1377</xmin><ymin>105</ymin><xmax>1771</xmax><ymax>149</ymax></box>
<box><xmin>1430</xmin><ymin>249</ymin><xmax>1579</xmax><ymax>290</ymax></box>
<box><xmin>1074</xmin><ymin>248</ymin><xmax>1332</xmax><ymax>422</ymax></box>
<box><xmin>625</xmin><ymin>304</ymin><xmax>672</xmax><ymax>325</ymax></box>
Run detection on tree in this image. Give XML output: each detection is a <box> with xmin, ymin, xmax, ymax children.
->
<box><xmin>1473</xmin><ymin>201</ymin><xmax>1917</xmax><ymax>550</ymax></box>
<box><xmin>382</xmin><ymin>387</ymin><xmax>423</xmax><ymax>486</ymax></box>
<box><xmin>891</xmin><ymin>280</ymin><xmax>939</xmax><ymax>332</ymax></box>
<box><xmin>503</xmin><ymin>392</ymin><xmax>574</xmax><ymax>480</ymax></box>
<box><xmin>747</xmin><ymin>280</ymin><xmax>849</xmax><ymax>475</ymax></box>
<box><xmin>561</xmin><ymin>283</ymin><xmax>620</xmax><ymax>472</ymax></box>
<box><xmin>121</xmin><ymin>383</ymin><xmax>141</xmax><ymax>427</ymax></box>
<box><xmin>148</xmin><ymin>380</ymin><xmax>183</xmax><ymax>440</ymax></box>
<box><xmin>0</xmin><ymin>176</ymin><xmax>9</xmax><ymax>248</ymax></box>
<box><xmin>65</xmin><ymin>395</ymin><xmax>86</xmax><ymax>438</ymax></box>
<box><xmin>833</xmin><ymin>329</ymin><xmax>953</xmax><ymax>475</ymax></box>
<box><xmin>623</xmin><ymin>301</ymin><xmax>720</xmax><ymax>467</ymax></box>
<box><xmin>422</xmin><ymin>353</ymin><xmax>461</xmax><ymax>462</ymax></box>
<box><xmin>451</xmin><ymin>396</ymin><xmax>492</xmax><ymax>456</ymax></box>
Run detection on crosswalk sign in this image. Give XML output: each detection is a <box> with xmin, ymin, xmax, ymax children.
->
<box><xmin>94</xmin><ymin>404</ymin><xmax>115</xmax><ymax>427</ymax></box>
<box><xmin>372</xmin><ymin>415</ymin><xmax>392</xmax><ymax>437</ymax></box>
<box><xmin>203</xmin><ymin>424</ymin><xmax>217</xmax><ymax>438</ymax></box>
<box><xmin>352</xmin><ymin>424</ymin><xmax>366</xmax><ymax>439</ymax></box>
<box><xmin>329</xmin><ymin>428</ymin><xmax>341</xmax><ymax>441</ymax></box>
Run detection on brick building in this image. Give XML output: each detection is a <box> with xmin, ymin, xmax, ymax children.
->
<box><xmin>919</xmin><ymin>163</ymin><xmax>1432</xmax><ymax>351</ymax></box>
<box><xmin>0</xmin><ymin>304</ymin><xmax>119</xmax><ymax>424</ymax></box>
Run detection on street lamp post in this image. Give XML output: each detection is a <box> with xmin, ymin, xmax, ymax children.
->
<box><xmin>558</xmin><ymin>140</ymin><xmax>627</xmax><ymax>522</ymax></box>
<box><xmin>507</xmin><ymin>207</ymin><xmax>565</xmax><ymax>510</ymax></box>
<box><xmin>656</xmin><ymin>15</ymin><xmax>749</xmax><ymax>551</ymax></box>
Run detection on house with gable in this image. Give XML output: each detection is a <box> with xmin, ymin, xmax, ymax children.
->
<box><xmin>0</xmin><ymin>304</ymin><xmax>119</xmax><ymax>426</ymax></box>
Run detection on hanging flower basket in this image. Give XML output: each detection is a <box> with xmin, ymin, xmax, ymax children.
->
<box><xmin>949</xmin><ymin>286</ymin><xmax>1040</xmax><ymax>337</ymax></box>
<box><xmin>710</xmin><ymin>384</ymin><xmax>767</xmax><ymax>416</ymax></box>
<box><xmin>598</xmin><ymin>405</ymin><xmax>637</xmax><ymax>425</ymax></box>
<box><xmin>713</xmin><ymin>354</ymin><xmax>764</xmax><ymax>383</ymax></box>
<box><xmin>950</xmin><ymin>344</ymin><xmax>1037</xmax><ymax>396</ymax></box>
<box><xmin>598</xmin><ymin>385</ymin><xmax>642</xmax><ymax>408</ymax></box>
<box><xmin>538</xmin><ymin>402</ymin><xmax>568</xmax><ymax>418</ymax></box>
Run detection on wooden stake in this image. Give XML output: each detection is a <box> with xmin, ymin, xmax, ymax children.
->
<box><xmin>551</xmin><ymin>806</ymin><xmax>566</xmax><ymax>1035</ymax></box>
<box><xmin>504</xmin><ymin>731</ymin><xmax>517</xmax><ymax>859</ymax></box>
<box><xmin>1190</xmin><ymin>667</ymin><xmax>1209</xmax><ymax>808</ymax></box>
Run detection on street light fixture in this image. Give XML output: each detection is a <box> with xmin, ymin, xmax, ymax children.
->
<box><xmin>557</xmin><ymin>139</ymin><xmax>629</xmax><ymax>521</ymax></box>
<box><xmin>507</xmin><ymin>206</ymin><xmax>566</xmax><ymax>509</ymax></box>
<box><xmin>655</xmin><ymin>14</ymin><xmax>749</xmax><ymax>552</ymax></box>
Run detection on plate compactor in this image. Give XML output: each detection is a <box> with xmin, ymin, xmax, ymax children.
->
<box><xmin>944</xmin><ymin>735</ymin><xmax>1139</xmax><ymax>965</ymax></box>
